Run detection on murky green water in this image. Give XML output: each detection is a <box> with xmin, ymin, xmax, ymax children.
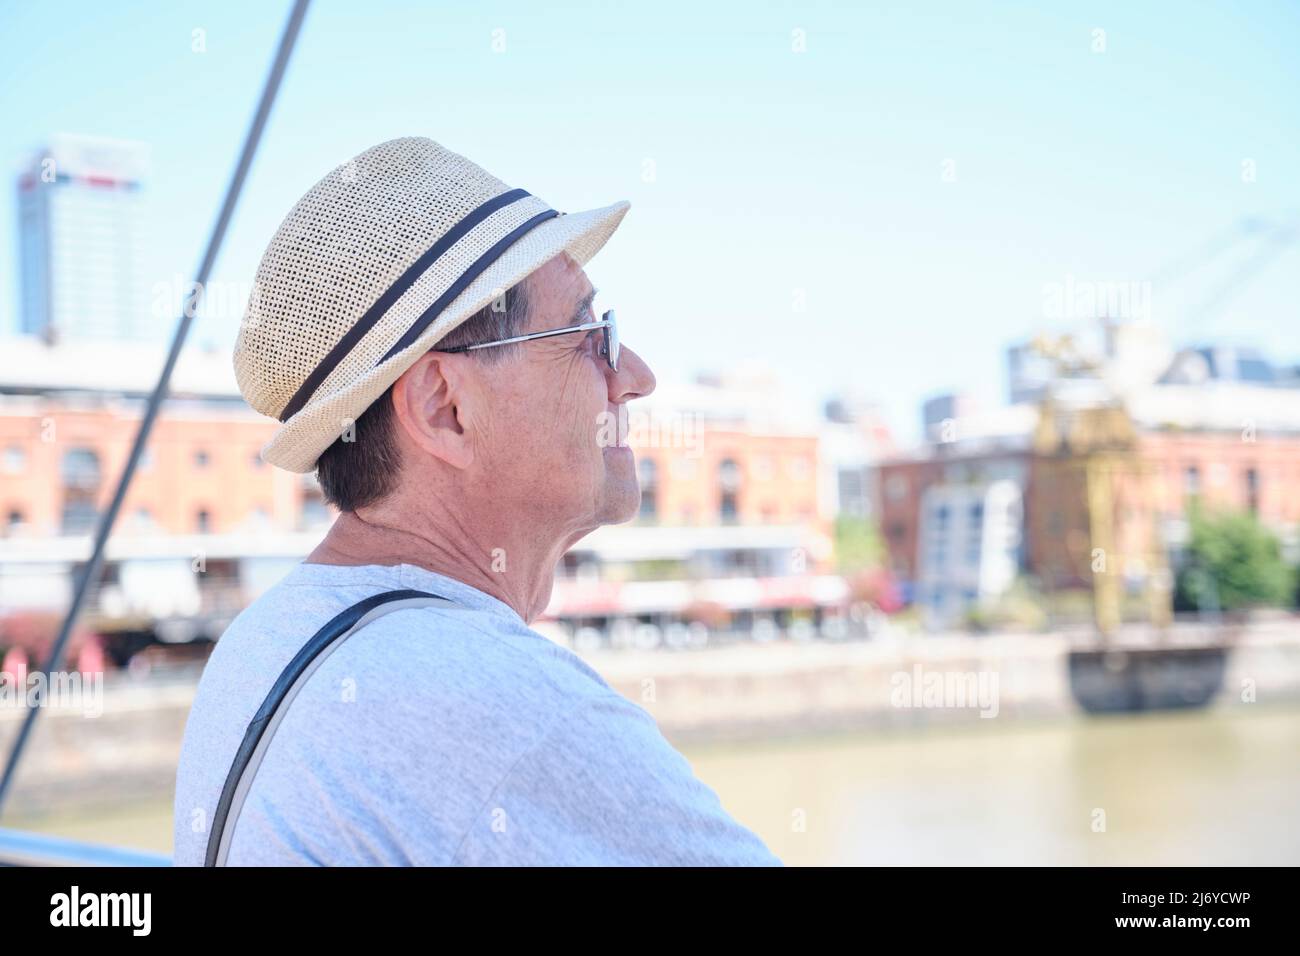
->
<box><xmin>9</xmin><ymin>704</ymin><xmax>1299</xmax><ymax>865</ymax></box>
<box><xmin>691</xmin><ymin>703</ymin><xmax>1300</xmax><ymax>866</ymax></box>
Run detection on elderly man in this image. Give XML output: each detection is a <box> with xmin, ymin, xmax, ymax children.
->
<box><xmin>173</xmin><ymin>137</ymin><xmax>782</xmax><ymax>866</ymax></box>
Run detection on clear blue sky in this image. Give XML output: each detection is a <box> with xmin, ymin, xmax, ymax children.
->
<box><xmin>2</xmin><ymin>0</ymin><xmax>1298</xmax><ymax>441</ymax></box>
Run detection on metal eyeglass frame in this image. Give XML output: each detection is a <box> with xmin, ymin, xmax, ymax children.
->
<box><xmin>433</xmin><ymin>309</ymin><xmax>619</xmax><ymax>372</ymax></box>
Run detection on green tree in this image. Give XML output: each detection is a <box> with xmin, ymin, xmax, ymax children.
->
<box><xmin>1173</xmin><ymin>506</ymin><xmax>1294</xmax><ymax>612</ymax></box>
<box><xmin>834</xmin><ymin>515</ymin><xmax>885</xmax><ymax>572</ymax></box>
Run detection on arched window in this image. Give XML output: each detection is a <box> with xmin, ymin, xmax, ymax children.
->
<box><xmin>60</xmin><ymin>447</ymin><xmax>101</xmax><ymax>489</ymax></box>
<box><xmin>718</xmin><ymin>458</ymin><xmax>741</xmax><ymax>524</ymax></box>
<box><xmin>60</xmin><ymin>447</ymin><xmax>101</xmax><ymax>534</ymax></box>
<box><xmin>2</xmin><ymin>445</ymin><xmax>26</xmax><ymax>474</ymax></box>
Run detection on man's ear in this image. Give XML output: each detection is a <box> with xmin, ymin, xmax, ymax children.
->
<box><xmin>391</xmin><ymin>353</ymin><xmax>475</xmax><ymax>470</ymax></box>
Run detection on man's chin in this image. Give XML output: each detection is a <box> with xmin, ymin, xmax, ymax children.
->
<box><xmin>595</xmin><ymin>445</ymin><xmax>640</xmax><ymax>524</ymax></box>
<box><xmin>594</xmin><ymin>490</ymin><xmax>637</xmax><ymax>524</ymax></box>
<box><xmin>597</xmin><ymin>483</ymin><xmax>641</xmax><ymax>525</ymax></box>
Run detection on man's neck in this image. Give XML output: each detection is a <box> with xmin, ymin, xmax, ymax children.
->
<box><xmin>306</xmin><ymin>509</ymin><xmax>577</xmax><ymax>625</ymax></box>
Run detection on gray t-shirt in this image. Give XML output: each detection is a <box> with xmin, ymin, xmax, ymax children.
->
<box><xmin>172</xmin><ymin>561</ymin><xmax>782</xmax><ymax>866</ymax></box>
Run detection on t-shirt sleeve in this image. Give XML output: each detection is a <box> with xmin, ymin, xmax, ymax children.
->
<box><xmin>449</xmin><ymin>691</ymin><xmax>784</xmax><ymax>866</ymax></box>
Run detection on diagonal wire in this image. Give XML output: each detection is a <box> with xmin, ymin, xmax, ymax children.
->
<box><xmin>0</xmin><ymin>0</ymin><xmax>312</xmax><ymax>817</ymax></box>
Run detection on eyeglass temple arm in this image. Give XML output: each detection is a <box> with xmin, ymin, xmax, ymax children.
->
<box><xmin>435</xmin><ymin>320</ymin><xmax>610</xmax><ymax>353</ymax></box>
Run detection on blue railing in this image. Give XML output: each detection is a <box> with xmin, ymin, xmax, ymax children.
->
<box><xmin>0</xmin><ymin>827</ymin><xmax>170</xmax><ymax>866</ymax></box>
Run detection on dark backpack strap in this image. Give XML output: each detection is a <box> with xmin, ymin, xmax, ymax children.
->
<box><xmin>204</xmin><ymin>588</ymin><xmax>457</xmax><ymax>866</ymax></box>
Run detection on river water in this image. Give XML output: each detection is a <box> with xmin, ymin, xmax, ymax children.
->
<box><xmin>687</xmin><ymin>703</ymin><xmax>1300</xmax><ymax>866</ymax></box>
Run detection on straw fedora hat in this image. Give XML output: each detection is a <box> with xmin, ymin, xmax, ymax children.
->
<box><xmin>233</xmin><ymin>136</ymin><xmax>629</xmax><ymax>473</ymax></box>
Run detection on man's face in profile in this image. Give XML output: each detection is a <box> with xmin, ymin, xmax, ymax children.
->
<box><xmin>469</xmin><ymin>253</ymin><xmax>656</xmax><ymax>534</ymax></box>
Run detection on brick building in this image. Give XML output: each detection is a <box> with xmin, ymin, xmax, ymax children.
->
<box><xmin>0</xmin><ymin>344</ymin><xmax>890</xmax><ymax>650</ymax></box>
<box><xmin>878</xmin><ymin>363</ymin><xmax>1300</xmax><ymax>625</ymax></box>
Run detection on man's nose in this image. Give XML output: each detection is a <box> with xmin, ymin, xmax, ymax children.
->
<box><xmin>609</xmin><ymin>345</ymin><xmax>656</xmax><ymax>403</ymax></box>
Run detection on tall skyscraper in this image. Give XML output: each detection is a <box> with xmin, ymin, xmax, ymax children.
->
<box><xmin>16</xmin><ymin>134</ymin><xmax>152</xmax><ymax>344</ymax></box>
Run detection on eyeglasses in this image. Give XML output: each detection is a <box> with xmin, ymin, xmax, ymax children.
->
<box><xmin>433</xmin><ymin>309</ymin><xmax>620</xmax><ymax>372</ymax></box>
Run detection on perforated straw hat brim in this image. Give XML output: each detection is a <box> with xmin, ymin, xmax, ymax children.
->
<box><xmin>233</xmin><ymin>137</ymin><xmax>630</xmax><ymax>473</ymax></box>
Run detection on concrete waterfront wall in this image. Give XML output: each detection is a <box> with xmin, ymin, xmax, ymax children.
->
<box><xmin>0</xmin><ymin>676</ymin><xmax>194</xmax><ymax>819</ymax></box>
<box><xmin>593</xmin><ymin>622</ymin><xmax>1300</xmax><ymax>745</ymax></box>
<box><xmin>593</xmin><ymin>634</ymin><xmax>1075</xmax><ymax>746</ymax></box>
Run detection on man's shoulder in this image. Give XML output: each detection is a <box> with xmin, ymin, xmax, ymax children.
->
<box><xmin>175</xmin><ymin>576</ymin><xmax>615</xmax><ymax>865</ymax></box>
<box><xmin>309</xmin><ymin>600</ymin><xmax>608</xmax><ymax>711</ymax></box>
<box><xmin>201</xmin><ymin>575</ymin><xmax>610</xmax><ymax>729</ymax></box>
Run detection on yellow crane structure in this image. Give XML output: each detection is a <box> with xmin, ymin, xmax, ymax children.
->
<box><xmin>1028</xmin><ymin>332</ymin><xmax>1172</xmax><ymax>637</ymax></box>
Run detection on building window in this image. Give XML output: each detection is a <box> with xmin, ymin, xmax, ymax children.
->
<box><xmin>931</xmin><ymin>545</ymin><xmax>946</xmax><ymax>572</ymax></box>
<box><xmin>637</xmin><ymin>457</ymin><xmax>658</xmax><ymax>522</ymax></box>
<box><xmin>718</xmin><ymin>458</ymin><xmax>741</xmax><ymax>524</ymax></box>
<box><xmin>196</xmin><ymin>508</ymin><xmax>211</xmax><ymax>534</ymax></box>
<box><xmin>194</xmin><ymin>449</ymin><xmax>211</xmax><ymax>469</ymax></box>
<box><xmin>2</xmin><ymin>445</ymin><xmax>26</xmax><ymax>474</ymax></box>
<box><xmin>1184</xmin><ymin>465</ymin><xmax>1200</xmax><ymax>499</ymax></box>
<box><xmin>4</xmin><ymin>508</ymin><xmax>24</xmax><ymax>534</ymax></box>
<box><xmin>837</xmin><ymin>468</ymin><xmax>868</xmax><ymax>516</ymax></box>
<box><xmin>60</xmin><ymin>447</ymin><xmax>101</xmax><ymax>534</ymax></box>
<box><xmin>1245</xmin><ymin>467</ymin><xmax>1259</xmax><ymax>514</ymax></box>
<box><xmin>251</xmin><ymin>450</ymin><xmax>265</xmax><ymax>468</ymax></box>
<box><xmin>967</xmin><ymin>502</ymin><xmax>984</xmax><ymax>564</ymax></box>
<box><xmin>61</xmin><ymin>447</ymin><xmax>101</xmax><ymax>489</ymax></box>
<box><xmin>61</xmin><ymin>497</ymin><xmax>98</xmax><ymax>535</ymax></box>
<box><xmin>933</xmin><ymin>504</ymin><xmax>950</xmax><ymax>530</ymax></box>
